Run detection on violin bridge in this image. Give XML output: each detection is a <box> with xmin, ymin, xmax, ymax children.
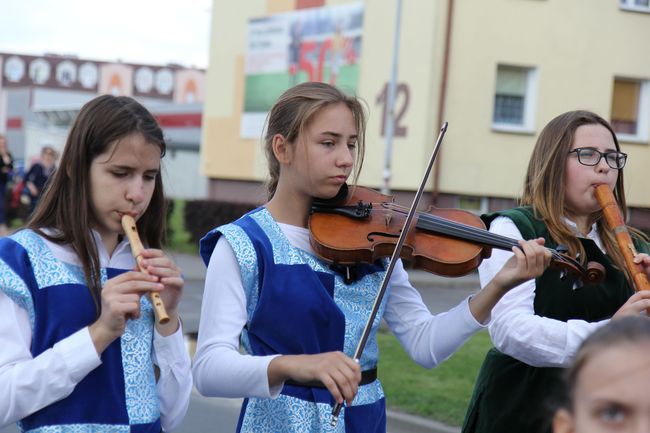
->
<box><xmin>384</xmin><ymin>212</ymin><xmax>392</xmax><ymax>227</ymax></box>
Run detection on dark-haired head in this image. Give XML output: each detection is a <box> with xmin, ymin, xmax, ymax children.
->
<box><xmin>28</xmin><ymin>95</ymin><xmax>167</xmax><ymax>311</ymax></box>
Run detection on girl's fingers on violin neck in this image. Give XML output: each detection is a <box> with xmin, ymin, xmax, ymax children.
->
<box><xmin>518</xmin><ymin>239</ymin><xmax>551</xmax><ymax>266</ymax></box>
<box><xmin>517</xmin><ymin>238</ymin><xmax>546</xmax><ymax>250</ymax></box>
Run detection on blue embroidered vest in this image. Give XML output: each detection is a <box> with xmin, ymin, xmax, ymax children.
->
<box><xmin>200</xmin><ymin>207</ymin><xmax>390</xmax><ymax>433</ymax></box>
<box><xmin>0</xmin><ymin>230</ymin><xmax>161</xmax><ymax>433</ymax></box>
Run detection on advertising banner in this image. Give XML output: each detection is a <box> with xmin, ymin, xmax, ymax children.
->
<box><xmin>241</xmin><ymin>2</ymin><xmax>364</xmax><ymax>138</ymax></box>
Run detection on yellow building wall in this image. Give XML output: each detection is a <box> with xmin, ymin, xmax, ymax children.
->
<box><xmin>202</xmin><ymin>0</ymin><xmax>649</xmax><ymax>207</ymax></box>
<box><xmin>441</xmin><ymin>0</ymin><xmax>650</xmax><ymax>207</ymax></box>
<box><xmin>201</xmin><ymin>0</ymin><xmax>446</xmax><ymax>191</ymax></box>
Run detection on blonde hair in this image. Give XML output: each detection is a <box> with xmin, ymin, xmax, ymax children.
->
<box><xmin>521</xmin><ymin>110</ymin><xmax>646</xmax><ymax>281</ymax></box>
<box><xmin>264</xmin><ymin>82</ymin><xmax>366</xmax><ymax>200</ymax></box>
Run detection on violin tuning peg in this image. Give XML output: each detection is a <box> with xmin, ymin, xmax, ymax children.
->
<box><xmin>559</xmin><ymin>270</ymin><xmax>567</xmax><ymax>281</ymax></box>
<box><xmin>572</xmin><ymin>280</ymin><xmax>584</xmax><ymax>291</ymax></box>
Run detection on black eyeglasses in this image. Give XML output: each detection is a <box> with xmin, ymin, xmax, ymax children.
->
<box><xmin>567</xmin><ymin>148</ymin><xmax>627</xmax><ymax>169</ymax></box>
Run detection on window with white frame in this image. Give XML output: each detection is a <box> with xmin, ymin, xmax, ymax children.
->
<box><xmin>610</xmin><ymin>78</ymin><xmax>649</xmax><ymax>142</ymax></box>
<box><xmin>620</xmin><ymin>0</ymin><xmax>650</xmax><ymax>12</ymax></box>
<box><xmin>493</xmin><ymin>65</ymin><xmax>538</xmax><ymax>132</ymax></box>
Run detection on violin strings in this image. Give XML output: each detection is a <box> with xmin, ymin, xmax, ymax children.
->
<box><xmin>383</xmin><ymin>203</ymin><xmax>517</xmax><ymax>248</ymax></box>
<box><xmin>381</xmin><ymin>203</ymin><xmax>575</xmax><ymax>267</ymax></box>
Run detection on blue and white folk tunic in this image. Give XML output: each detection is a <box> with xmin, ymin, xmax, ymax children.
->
<box><xmin>0</xmin><ymin>230</ymin><xmax>161</xmax><ymax>433</ymax></box>
<box><xmin>200</xmin><ymin>207</ymin><xmax>390</xmax><ymax>433</ymax></box>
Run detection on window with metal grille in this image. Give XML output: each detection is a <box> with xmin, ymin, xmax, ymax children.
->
<box><xmin>492</xmin><ymin>65</ymin><xmax>537</xmax><ymax>132</ymax></box>
<box><xmin>620</xmin><ymin>0</ymin><xmax>650</xmax><ymax>11</ymax></box>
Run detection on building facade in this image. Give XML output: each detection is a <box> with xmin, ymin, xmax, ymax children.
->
<box><xmin>201</xmin><ymin>0</ymin><xmax>650</xmax><ymax>228</ymax></box>
<box><xmin>0</xmin><ymin>52</ymin><xmax>208</xmax><ymax>199</ymax></box>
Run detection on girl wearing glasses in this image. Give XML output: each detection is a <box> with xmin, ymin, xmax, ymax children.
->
<box><xmin>462</xmin><ymin>110</ymin><xmax>650</xmax><ymax>433</ymax></box>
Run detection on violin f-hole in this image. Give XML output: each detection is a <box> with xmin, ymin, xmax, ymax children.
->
<box><xmin>366</xmin><ymin>231</ymin><xmax>400</xmax><ymax>242</ymax></box>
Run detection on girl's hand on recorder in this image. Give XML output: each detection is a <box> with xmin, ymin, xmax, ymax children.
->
<box><xmin>138</xmin><ymin>249</ymin><xmax>184</xmax><ymax>312</ymax></box>
<box><xmin>612</xmin><ymin>290</ymin><xmax>650</xmax><ymax>319</ymax></box>
<box><xmin>89</xmin><ymin>271</ymin><xmax>163</xmax><ymax>354</ymax></box>
<box><xmin>138</xmin><ymin>249</ymin><xmax>184</xmax><ymax>335</ymax></box>
<box><xmin>633</xmin><ymin>252</ymin><xmax>650</xmax><ymax>278</ymax></box>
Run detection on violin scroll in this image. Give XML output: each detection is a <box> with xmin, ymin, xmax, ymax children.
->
<box><xmin>548</xmin><ymin>251</ymin><xmax>605</xmax><ymax>286</ymax></box>
<box><xmin>585</xmin><ymin>261</ymin><xmax>606</xmax><ymax>284</ymax></box>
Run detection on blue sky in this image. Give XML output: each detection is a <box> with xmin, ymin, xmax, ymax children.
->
<box><xmin>0</xmin><ymin>0</ymin><xmax>212</xmax><ymax>68</ymax></box>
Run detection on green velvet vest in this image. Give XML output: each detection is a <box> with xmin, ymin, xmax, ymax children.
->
<box><xmin>462</xmin><ymin>207</ymin><xmax>648</xmax><ymax>433</ymax></box>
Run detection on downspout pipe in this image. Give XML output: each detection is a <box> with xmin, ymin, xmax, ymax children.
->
<box><xmin>433</xmin><ymin>0</ymin><xmax>454</xmax><ymax>204</ymax></box>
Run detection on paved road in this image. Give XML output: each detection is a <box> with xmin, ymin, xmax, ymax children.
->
<box><xmin>0</xmin><ymin>255</ymin><xmax>475</xmax><ymax>433</ymax></box>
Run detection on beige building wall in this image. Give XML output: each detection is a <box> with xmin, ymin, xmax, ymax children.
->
<box><xmin>201</xmin><ymin>0</ymin><xmax>649</xmax><ymax>213</ymax></box>
<box><xmin>201</xmin><ymin>0</ymin><xmax>446</xmax><ymax>194</ymax></box>
<box><xmin>441</xmin><ymin>0</ymin><xmax>650</xmax><ymax>208</ymax></box>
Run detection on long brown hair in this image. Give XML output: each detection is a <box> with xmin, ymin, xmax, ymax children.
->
<box><xmin>27</xmin><ymin>95</ymin><xmax>167</xmax><ymax>313</ymax></box>
<box><xmin>264</xmin><ymin>81</ymin><xmax>367</xmax><ymax>200</ymax></box>
<box><xmin>521</xmin><ymin>110</ymin><xmax>645</xmax><ymax>279</ymax></box>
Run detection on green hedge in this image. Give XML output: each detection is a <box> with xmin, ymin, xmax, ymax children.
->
<box><xmin>183</xmin><ymin>200</ymin><xmax>256</xmax><ymax>243</ymax></box>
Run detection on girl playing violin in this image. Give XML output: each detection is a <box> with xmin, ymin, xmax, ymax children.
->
<box><xmin>193</xmin><ymin>81</ymin><xmax>552</xmax><ymax>433</ymax></box>
<box><xmin>552</xmin><ymin>316</ymin><xmax>650</xmax><ymax>433</ymax></box>
<box><xmin>0</xmin><ymin>95</ymin><xmax>191</xmax><ymax>432</ymax></box>
<box><xmin>462</xmin><ymin>110</ymin><xmax>650</xmax><ymax>433</ymax></box>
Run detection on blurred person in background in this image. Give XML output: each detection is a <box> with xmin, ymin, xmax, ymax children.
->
<box><xmin>24</xmin><ymin>145</ymin><xmax>58</xmax><ymax>216</ymax></box>
<box><xmin>0</xmin><ymin>135</ymin><xmax>14</xmax><ymax>236</ymax></box>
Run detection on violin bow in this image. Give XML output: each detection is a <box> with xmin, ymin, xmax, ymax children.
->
<box><xmin>330</xmin><ymin>122</ymin><xmax>448</xmax><ymax>426</ymax></box>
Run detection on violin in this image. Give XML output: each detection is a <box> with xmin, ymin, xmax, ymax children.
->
<box><xmin>309</xmin><ymin>184</ymin><xmax>605</xmax><ymax>285</ymax></box>
<box><xmin>321</xmin><ymin>123</ymin><xmax>599</xmax><ymax>427</ymax></box>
